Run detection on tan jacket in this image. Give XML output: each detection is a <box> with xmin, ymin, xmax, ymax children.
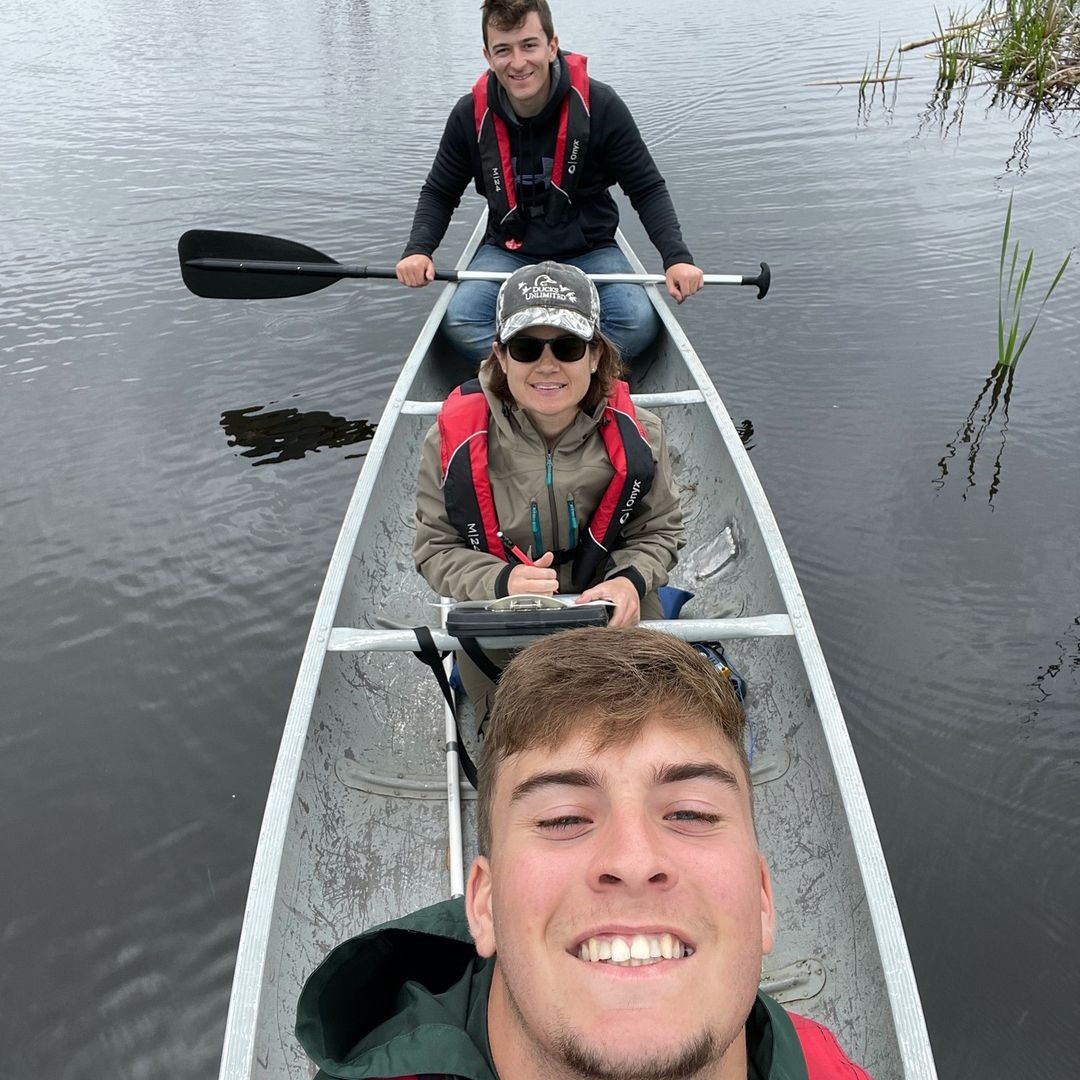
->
<box><xmin>413</xmin><ymin>376</ymin><xmax>685</xmax><ymax>620</ymax></box>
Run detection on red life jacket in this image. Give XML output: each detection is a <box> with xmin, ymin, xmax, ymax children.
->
<box><xmin>437</xmin><ymin>378</ymin><xmax>654</xmax><ymax>591</ymax></box>
<box><xmin>383</xmin><ymin>1017</ymin><xmax>868</xmax><ymax>1080</ymax></box>
<box><xmin>472</xmin><ymin>52</ymin><xmax>591</xmax><ymax>250</ymax></box>
<box><xmin>789</xmin><ymin>1012</ymin><xmax>873</xmax><ymax>1078</ymax></box>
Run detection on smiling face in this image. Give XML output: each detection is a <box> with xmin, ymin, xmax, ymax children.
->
<box><xmin>466</xmin><ymin>717</ymin><xmax>775</xmax><ymax>1080</ymax></box>
<box><xmin>495</xmin><ymin>325</ymin><xmax>597</xmax><ymax>439</ymax></box>
<box><xmin>483</xmin><ymin>12</ymin><xmax>559</xmax><ymax>118</ymax></box>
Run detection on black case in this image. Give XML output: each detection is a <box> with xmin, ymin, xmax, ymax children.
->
<box><xmin>446</xmin><ymin>596</ymin><xmax>609</xmax><ymax>638</ymax></box>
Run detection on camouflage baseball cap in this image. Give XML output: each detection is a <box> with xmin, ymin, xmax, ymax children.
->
<box><xmin>496</xmin><ymin>262</ymin><xmax>600</xmax><ymax>342</ymax></box>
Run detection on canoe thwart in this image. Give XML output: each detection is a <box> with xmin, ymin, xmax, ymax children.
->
<box><xmin>326</xmin><ymin>615</ymin><xmax>795</xmax><ymax>653</ymax></box>
<box><xmin>400</xmin><ymin>389</ymin><xmax>707</xmax><ymax>416</ymax></box>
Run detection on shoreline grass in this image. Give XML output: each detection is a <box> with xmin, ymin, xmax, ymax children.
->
<box><xmin>905</xmin><ymin>0</ymin><xmax>1080</xmax><ymax>108</ymax></box>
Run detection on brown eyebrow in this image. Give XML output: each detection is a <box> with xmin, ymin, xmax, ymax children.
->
<box><xmin>510</xmin><ymin>768</ymin><xmax>600</xmax><ymax>804</ymax></box>
<box><xmin>509</xmin><ymin>761</ymin><xmax>742</xmax><ymax>804</ymax></box>
<box><xmin>493</xmin><ymin>36</ymin><xmax>541</xmax><ymax>49</ymax></box>
<box><xmin>652</xmin><ymin>761</ymin><xmax>743</xmax><ymax>791</ymax></box>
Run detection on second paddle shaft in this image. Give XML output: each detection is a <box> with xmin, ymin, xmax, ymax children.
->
<box><xmin>185</xmin><ymin>257</ymin><xmax>771</xmax><ymax>297</ymax></box>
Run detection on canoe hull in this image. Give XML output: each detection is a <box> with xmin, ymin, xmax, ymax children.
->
<box><xmin>219</xmin><ymin>219</ymin><xmax>937</xmax><ymax>1079</ymax></box>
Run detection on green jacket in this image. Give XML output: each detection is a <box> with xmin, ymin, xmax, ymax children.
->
<box><xmin>295</xmin><ymin>898</ymin><xmax>816</xmax><ymax>1080</ymax></box>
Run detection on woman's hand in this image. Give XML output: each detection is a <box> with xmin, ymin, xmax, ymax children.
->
<box><xmin>507</xmin><ymin>550</ymin><xmax>558</xmax><ymax>595</ymax></box>
<box><xmin>576</xmin><ymin>576</ymin><xmax>641</xmax><ymax>628</ymax></box>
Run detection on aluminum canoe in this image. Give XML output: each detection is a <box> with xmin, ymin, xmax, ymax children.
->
<box><xmin>218</xmin><ymin>217</ymin><xmax>937</xmax><ymax>1079</ymax></box>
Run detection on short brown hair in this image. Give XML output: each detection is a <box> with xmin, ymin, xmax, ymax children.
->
<box><xmin>476</xmin><ymin>628</ymin><xmax>749</xmax><ymax>854</ymax></box>
<box><xmin>481</xmin><ymin>0</ymin><xmax>555</xmax><ymax>48</ymax></box>
<box><xmin>481</xmin><ymin>329</ymin><xmax>624</xmax><ymax>413</ymax></box>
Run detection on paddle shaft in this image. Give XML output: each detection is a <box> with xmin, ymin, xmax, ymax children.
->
<box><xmin>185</xmin><ymin>256</ymin><xmax>763</xmax><ymax>289</ymax></box>
<box><xmin>178</xmin><ymin>230</ymin><xmax>771</xmax><ymax>299</ymax></box>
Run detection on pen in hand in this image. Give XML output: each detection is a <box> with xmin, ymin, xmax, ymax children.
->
<box><xmin>497</xmin><ymin>530</ymin><xmax>534</xmax><ymax>566</ymax></box>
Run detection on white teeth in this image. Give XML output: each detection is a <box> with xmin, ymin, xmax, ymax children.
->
<box><xmin>576</xmin><ymin>933</ymin><xmax>690</xmax><ymax>966</ymax></box>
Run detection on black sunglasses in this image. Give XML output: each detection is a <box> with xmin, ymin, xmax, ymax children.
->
<box><xmin>504</xmin><ymin>334</ymin><xmax>590</xmax><ymax>363</ymax></box>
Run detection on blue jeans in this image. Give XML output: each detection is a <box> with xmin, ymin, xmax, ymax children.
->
<box><xmin>442</xmin><ymin>244</ymin><xmax>661</xmax><ymax>364</ymax></box>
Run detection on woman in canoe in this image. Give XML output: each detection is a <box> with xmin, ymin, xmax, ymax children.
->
<box><xmin>414</xmin><ymin>260</ymin><xmax>685</xmax><ymax>710</ymax></box>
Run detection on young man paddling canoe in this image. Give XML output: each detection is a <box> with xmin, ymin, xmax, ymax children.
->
<box><xmin>395</xmin><ymin>0</ymin><xmax>704</xmax><ymax>363</ymax></box>
<box><xmin>296</xmin><ymin>629</ymin><xmax>870</xmax><ymax>1079</ymax></box>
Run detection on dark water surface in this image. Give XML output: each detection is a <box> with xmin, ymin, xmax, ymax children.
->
<box><xmin>3</xmin><ymin>1</ymin><xmax>1078</xmax><ymax>1076</ymax></box>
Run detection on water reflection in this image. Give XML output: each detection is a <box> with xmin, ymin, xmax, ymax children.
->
<box><xmin>919</xmin><ymin>77</ymin><xmax>1078</xmax><ymax>170</ymax></box>
<box><xmin>1028</xmin><ymin>616</ymin><xmax>1080</xmax><ymax>720</ymax></box>
<box><xmin>917</xmin><ymin>79</ymin><xmax>970</xmax><ymax>142</ymax></box>
<box><xmin>735</xmin><ymin>418</ymin><xmax>756</xmax><ymax>451</ymax></box>
<box><xmin>857</xmin><ymin>13</ymin><xmax>1080</xmax><ymax>169</ymax></box>
<box><xmin>220</xmin><ymin>404</ymin><xmax>375</xmax><ymax>466</ymax></box>
<box><xmin>934</xmin><ymin>362</ymin><xmax>1015</xmax><ymax>506</ymax></box>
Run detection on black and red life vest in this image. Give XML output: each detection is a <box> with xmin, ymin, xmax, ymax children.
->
<box><xmin>472</xmin><ymin>52</ymin><xmax>591</xmax><ymax>250</ymax></box>
<box><xmin>437</xmin><ymin>378</ymin><xmax>655</xmax><ymax>591</ymax></box>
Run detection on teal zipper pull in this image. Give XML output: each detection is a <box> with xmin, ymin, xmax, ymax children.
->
<box><xmin>567</xmin><ymin>497</ymin><xmax>578</xmax><ymax>548</ymax></box>
<box><xmin>531</xmin><ymin>500</ymin><xmax>543</xmax><ymax>555</ymax></box>
<box><xmin>546</xmin><ymin>450</ymin><xmax>553</xmax><ymax>487</ymax></box>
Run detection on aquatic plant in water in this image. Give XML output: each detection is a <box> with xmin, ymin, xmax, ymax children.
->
<box><xmin>935</xmin><ymin>193</ymin><xmax>1070</xmax><ymax>504</ymax></box>
<box><xmin>906</xmin><ymin>0</ymin><xmax>1080</xmax><ymax>108</ymax></box>
<box><xmin>997</xmin><ymin>192</ymin><xmax>1071</xmax><ymax>367</ymax></box>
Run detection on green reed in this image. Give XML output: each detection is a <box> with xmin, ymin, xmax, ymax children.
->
<box><xmin>935</xmin><ymin>7</ymin><xmax>975</xmax><ymax>86</ymax></box>
<box><xmin>993</xmin><ymin>0</ymin><xmax>1074</xmax><ymax>98</ymax></box>
<box><xmin>997</xmin><ymin>193</ymin><xmax>1071</xmax><ymax>367</ymax></box>
<box><xmin>860</xmin><ymin>35</ymin><xmax>900</xmax><ymax>95</ymax></box>
<box><xmin>915</xmin><ymin>0</ymin><xmax>1079</xmax><ymax>106</ymax></box>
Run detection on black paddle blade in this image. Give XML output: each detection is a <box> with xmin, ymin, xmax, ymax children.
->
<box><xmin>178</xmin><ymin>230</ymin><xmax>343</xmax><ymax>299</ymax></box>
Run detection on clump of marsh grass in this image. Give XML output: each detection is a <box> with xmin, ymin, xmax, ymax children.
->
<box><xmin>933</xmin><ymin>7</ymin><xmax>979</xmax><ymax>85</ymax></box>
<box><xmin>903</xmin><ymin>0</ymin><xmax>1080</xmax><ymax>108</ymax></box>
<box><xmin>992</xmin><ymin>0</ymin><xmax>1075</xmax><ymax>99</ymax></box>
<box><xmin>997</xmin><ymin>192</ymin><xmax>1071</xmax><ymax>367</ymax></box>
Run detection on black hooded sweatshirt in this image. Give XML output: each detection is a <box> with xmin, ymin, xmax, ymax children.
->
<box><xmin>401</xmin><ymin>51</ymin><xmax>695</xmax><ymax>268</ymax></box>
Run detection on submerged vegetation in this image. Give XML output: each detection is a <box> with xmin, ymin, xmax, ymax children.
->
<box><xmin>903</xmin><ymin>0</ymin><xmax>1080</xmax><ymax>108</ymax></box>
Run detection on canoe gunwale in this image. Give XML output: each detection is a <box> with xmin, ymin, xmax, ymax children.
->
<box><xmin>616</xmin><ymin>235</ymin><xmax>938</xmax><ymax>1078</ymax></box>
<box><xmin>217</xmin><ymin>218</ymin><xmax>490</xmax><ymax>1080</ymax></box>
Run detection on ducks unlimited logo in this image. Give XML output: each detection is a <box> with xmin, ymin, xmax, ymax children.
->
<box><xmin>517</xmin><ymin>273</ymin><xmax>578</xmax><ymax>305</ymax></box>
